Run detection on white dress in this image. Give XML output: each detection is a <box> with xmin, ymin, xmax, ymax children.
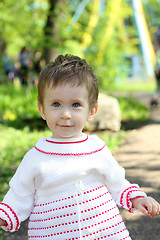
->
<box><xmin>0</xmin><ymin>133</ymin><xmax>146</xmax><ymax>239</ymax></box>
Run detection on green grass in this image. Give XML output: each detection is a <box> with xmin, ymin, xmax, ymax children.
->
<box><xmin>0</xmin><ymin>84</ymin><xmax>39</xmax><ymax>122</ymax></box>
<box><xmin>108</xmin><ymin>79</ymin><xmax>156</xmax><ymax>93</ymax></box>
<box><xmin>118</xmin><ymin>96</ymin><xmax>150</xmax><ymax>121</ymax></box>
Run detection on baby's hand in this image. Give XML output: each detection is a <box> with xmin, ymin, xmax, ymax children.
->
<box><xmin>0</xmin><ymin>219</ymin><xmax>7</xmax><ymax>227</ymax></box>
<box><xmin>131</xmin><ymin>197</ymin><xmax>160</xmax><ymax>217</ymax></box>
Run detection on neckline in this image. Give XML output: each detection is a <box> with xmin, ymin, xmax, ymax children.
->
<box><xmin>46</xmin><ymin>133</ymin><xmax>88</xmax><ymax>145</ymax></box>
<box><xmin>34</xmin><ymin>133</ymin><xmax>106</xmax><ymax>156</ymax></box>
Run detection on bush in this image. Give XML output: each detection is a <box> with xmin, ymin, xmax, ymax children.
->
<box><xmin>0</xmin><ymin>84</ymin><xmax>39</xmax><ymax>122</ymax></box>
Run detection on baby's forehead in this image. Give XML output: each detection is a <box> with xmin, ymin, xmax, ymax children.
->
<box><xmin>43</xmin><ymin>83</ymin><xmax>89</xmax><ymax>103</ymax></box>
<box><xmin>46</xmin><ymin>78</ymin><xmax>88</xmax><ymax>91</ymax></box>
<box><xmin>46</xmin><ymin>81</ymin><xmax>88</xmax><ymax>92</ymax></box>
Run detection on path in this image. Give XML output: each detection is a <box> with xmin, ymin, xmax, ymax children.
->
<box><xmin>114</xmin><ymin>120</ymin><xmax>160</xmax><ymax>239</ymax></box>
<box><xmin>2</xmin><ymin>95</ymin><xmax>160</xmax><ymax>240</ymax></box>
<box><xmin>113</xmin><ymin>95</ymin><xmax>160</xmax><ymax>240</ymax></box>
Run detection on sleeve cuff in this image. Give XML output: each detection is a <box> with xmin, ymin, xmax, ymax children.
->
<box><xmin>0</xmin><ymin>203</ymin><xmax>19</xmax><ymax>232</ymax></box>
<box><xmin>120</xmin><ymin>185</ymin><xmax>147</xmax><ymax>213</ymax></box>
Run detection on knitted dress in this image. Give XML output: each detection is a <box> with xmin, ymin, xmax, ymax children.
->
<box><xmin>0</xmin><ymin>133</ymin><xmax>146</xmax><ymax>239</ymax></box>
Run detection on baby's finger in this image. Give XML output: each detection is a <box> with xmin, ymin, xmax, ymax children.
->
<box><xmin>146</xmin><ymin>200</ymin><xmax>159</xmax><ymax>216</ymax></box>
<box><xmin>157</xmin><ymin>203</ymin><xmax>160</xmax><ymax>214</ymax></box>
<box><xmin>137</xmin><ymin>204</ymin><xmax>148</xmax><ymax>215</ymax></box>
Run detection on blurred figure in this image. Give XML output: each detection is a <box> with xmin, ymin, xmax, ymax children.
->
<box><xmin>18</xmin><ymin>46</ymin><xmax>31</xmax><ymax>85</ymax></box>
<box><xmin>151</xmin><ymin>27</ymin><xmax>160</xmax><ymax>106</ymax></box>
<box><xmin>32</xmin><ymin>50</ymin><xmax>45</xmax><ymax>86</ymax></box>
<box><xmin>2</xmin><ymin>53</ymin><xmax>17</xmax><ymax>83</ymax></box>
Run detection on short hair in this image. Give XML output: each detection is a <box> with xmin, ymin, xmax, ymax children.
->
<box><xmin>38</xmin><ymin>54</ymin><xmax>99</xmax><ymax>110</ymax></box>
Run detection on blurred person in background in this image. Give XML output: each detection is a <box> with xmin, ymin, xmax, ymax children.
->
<box><xmin>18</xmin><ymin>46</ymin><xmax>31</xmax><ymax>85</ymax></box>
<box><xmin>151</xmin><ymin>26</ymin><xmax>160</xmax><ymax>106</ymax></box>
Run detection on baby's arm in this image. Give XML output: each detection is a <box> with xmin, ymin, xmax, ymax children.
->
<box><xmin>131</xmin><ymin>196</ymin><xmax>160</xmax><ymax>217</ymax></box>
<box><xmin>0</xmin><ymin>150</ymin><xmax>36</xmax><ymax>232</ymax></box>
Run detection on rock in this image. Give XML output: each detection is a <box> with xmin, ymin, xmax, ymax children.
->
<box><xmin>87</xmin><ymin>93</ymin><xmax>121</xmax><ymax>132</ymax></box>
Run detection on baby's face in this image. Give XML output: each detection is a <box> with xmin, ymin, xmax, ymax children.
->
<box><xmin>38</xmin><ymin>83</ymin><xmax>92</xmax><ymax>139</ymax></box>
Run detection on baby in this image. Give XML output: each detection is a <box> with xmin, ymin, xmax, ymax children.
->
<box><xmin>0</xmin><ymin>54</ymin><xmax>159</xmax><ymax>239</ymax></box>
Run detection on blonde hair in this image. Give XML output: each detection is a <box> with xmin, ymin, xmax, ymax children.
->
<box><xmin>38</xmin><ymin>54</ymin><xmax>99</xmax><ymax>110</ymax></box>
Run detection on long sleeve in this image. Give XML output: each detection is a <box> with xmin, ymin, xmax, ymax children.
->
<box><xmin>0</xmin><ymin>149</ymin><xmax>36</xmax><ymax>232</ymax></box>
<box><xmin>100</xmin><ymin>145</ymin><xmax>147</xmax><ymax>212</ymax></box>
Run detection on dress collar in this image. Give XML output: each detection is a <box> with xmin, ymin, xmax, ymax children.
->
<box><xmin>46</xmin><ymin>133</ymin><xmax>88</xmax><ymax>144</ymax></box>
<box><xmin>34</xmin><ymin>133</ymin><xmax>105</xmax><ymax>156</ymax></box>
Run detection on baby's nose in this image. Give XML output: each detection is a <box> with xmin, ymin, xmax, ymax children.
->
<box><xmin>61</xmin><ymin>108</ymin><xmax>71</xmax><ymax>119</ymax></box>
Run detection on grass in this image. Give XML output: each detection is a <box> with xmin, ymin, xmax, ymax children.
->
<box><xmin>109</xmin><ymin>78</ymin><xmax>156</xmax><ymax>93</ymax></box>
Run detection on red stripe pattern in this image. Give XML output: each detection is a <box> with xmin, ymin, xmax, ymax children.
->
<box><xmin>120</xmin><ymin>186</ymin><xmax>146</xmax><ymax>212</ymax></box>
<box><xmin>28</xmin><ymin>185</ymin><xmax>131</xmax><ymax>239</ymax></box>
<box><xmin>34</xmin><ymin>144</ymin><xmax>105</xmax><ymax>156</ymax></box>
<box><xmin>46</xmin><ymin>135</ymin><xmax>88</xmax><ymax>144</ymax></box>
<box><xmin>0</xmin><ymin>203</ymin><xmax>19</xmax><ymax>231</ymax></box>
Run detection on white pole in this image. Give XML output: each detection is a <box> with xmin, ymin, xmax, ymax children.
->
<box><xmin>131</xmin><ymin>0</ymin><xmax>155</xmax><ymax>77</ymax></box>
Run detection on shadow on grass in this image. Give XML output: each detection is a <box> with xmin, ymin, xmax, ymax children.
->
<box><xmin>1</xmin><ymin>117</ymin><xmax>47</xmax><ymax>131</ymax></box>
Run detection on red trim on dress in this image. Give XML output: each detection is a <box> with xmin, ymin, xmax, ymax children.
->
<box><xmin>126</xmin><ymin>190</ymin><xmax>144</xmax><ymax>212</ymax></box>
<box><xmin>28</xmin><ymin>218</ymin><xmax>124</xmax><ymax>233</ymax></box>
<box><xmin>0</xmin><ymin>208</ymin><xmax>12</xmax><ymax>230</ymax></box>
<box><xmin>46</xmin><ymin>135</ymin><xmax>88</xmax><ymax>144</ymax></box>
<box><xmin>120</xmin><ymin>186</ymin><xmax>138</xmax><ymax>209</ymax></box>
<box><xmin>0</xmin><ymin>203</ymin><xmax>19</xmax><ymax>231</ymax></box>
<box><xmin>120</xmin><ymin>186</ymin><xmax>145</xmax><ymax>212</ymax></box>
<box><xmin>34</xmin><ymin>185</ymin><xmax>107</xmax><ymax>207</ymax></box>
<box><xmin>31</xmin><ymin>199</ymin><xmax>115</xmax><ymax>215</ymax></box>
<box><xmin>34</xmin><ymin>144</ymin><xmax>105</xmax><ymax>156</ymax></box>
<box><xmin>28</xmin><ymin>225</ymin><xmax>128</xmax><ymax>239</ymax></box>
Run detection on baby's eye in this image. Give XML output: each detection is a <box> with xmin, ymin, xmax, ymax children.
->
<box><xmin>72</xmin><ymin>102</ymin><xmax>80</xmax><ymax>108</ymax></box>
<box><xmin>53</xmin><ymin>102</ymin><xmax>60</xmax><ymax>107</ymax></box>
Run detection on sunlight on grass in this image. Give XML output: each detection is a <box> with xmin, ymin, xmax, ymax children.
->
<box><xmin>109</xmin><ymin>79</ymin><xmax>156</xmax><ymax>93</ymax></box>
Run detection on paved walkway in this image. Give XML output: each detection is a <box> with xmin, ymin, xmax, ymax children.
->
<box><xmin>114</xmin><ymin>104</ymin><xmax>160</xmax><ymax>240</ymax></box>
<box><xmin>2</xmin><ymin>96</ymin><xmax>160</xmax><ymax>240</ymax></box>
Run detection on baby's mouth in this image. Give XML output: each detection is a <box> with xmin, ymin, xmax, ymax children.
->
<box><xmin>57</xmin><ymin>124</ymin><xmax>73</xmax><ymax>127</ymax></box>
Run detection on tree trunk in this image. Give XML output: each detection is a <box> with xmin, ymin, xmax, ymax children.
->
<box><xmin>43</xmin><ymin>0</ymin><xmax>59</xmax><ymax>63</ymax></box>
<box><xmin>0</xmin><ymin>38</ymin><xmax>6</xmax><ymax>56</ymax></box>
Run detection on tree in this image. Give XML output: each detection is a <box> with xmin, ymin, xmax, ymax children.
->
<box><xmin>83</xmin><ymin>0</ymin><xmax>135</xmax><ymax>88</ymax></box>
<box><xmin>143</xmin><ymin>0</ymin><xmax>160</xmax><ymax>30</ymax></box>
<box><xmin>0</xmin><ymin>0</ymin><xmax>47</xmax><ymax>56</ymax></box>
<box><xmin>43</xmin><ymin>0</ymin><xmax>59</xmax><ymax>63</ymax></box>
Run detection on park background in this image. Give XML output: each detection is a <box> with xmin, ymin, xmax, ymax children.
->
<box><xmin>0</xmin><ymin>0</ymin><xmax>160</xmax><ymax>239</ymax></box>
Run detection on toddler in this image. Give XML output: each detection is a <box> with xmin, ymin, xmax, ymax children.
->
<box><xmin>0</xmin><ymin>54</ymin><xmax>159</xmax><ymax>239</ymax></box>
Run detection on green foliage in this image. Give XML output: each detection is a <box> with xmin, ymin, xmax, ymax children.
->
<box><xmin>97</xmin><ymin>130</ymin><xmax>128</xmax><ymax>153</ymax></box>
<box><xmin>109</xmin><ymin>80</ymin><xmax>156</xmax><ymax>93</ymax></box>
<box><xmin>0</xmin><ymin>0</ymin><xmax>48</xmax><ymax>55</ymax></box>
<box><xmin>118</xmin><ymin>96</ymin><xmax>149</xmax><ymax>121</ymax></box>
<box><xmin>0</xmin><ymin>84</ymin><xmax>39</xmax><ymax>121</ymax></box>
<box><xmin>143</xmin><ymin>0</ymin><xmax>160</xmax><ymax>32</ymax></box>
<box><xmin>0</xmin><ymin>0</ymin><xmax>139</xmax><ymax>89</ymax></box>
<box><xmin>84</xmin><ymin>1</ymin><xmax>136</xmax><ymax>89</ymax></box>
<box><xmin>0</xmin><ymin>0</ymin><xmax>158</xmax><ymax>91</ymax></box>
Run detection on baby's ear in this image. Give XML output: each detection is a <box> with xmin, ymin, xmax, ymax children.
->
<box><xmin>88</xmin><ymin>104</ymin><xmax>98</xmax><ymax>121</ymax></box>
<box><xmin>38</xmin><ymin>102</ymin><xmax>46</xmax><ymax>120</ymax></box>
